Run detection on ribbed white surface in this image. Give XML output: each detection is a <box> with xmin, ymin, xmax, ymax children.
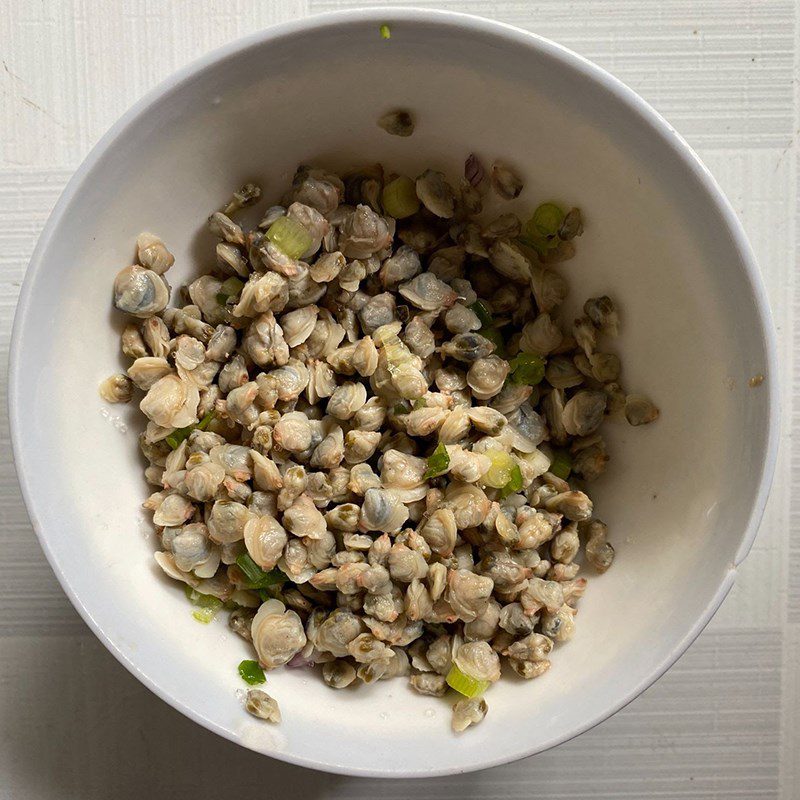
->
<box><xmin>0</xmin><ymin>1</ymin><xmax>795</xmax><ymax>797</ymax></box>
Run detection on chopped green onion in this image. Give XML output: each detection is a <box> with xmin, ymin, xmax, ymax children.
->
<box><xmin>166</xmin><ymin>411</ymin><xmax>214</xmax><ymax>450</ymax></box>
<box><xmin>236</xmin><ymin>553</ymin><xmax>286</xmax><ymax>590</ymax></box>
<box><xmin>393</xmin><ymin>402</ymin><xmax>408</xmax><ymax>415</ymax></box>
<box><xmin>469</xmin><ymin>300</ymin><xmax>505</xmax><ymax>357</ymax></box>
<box><xmin>184</xmin><ymin>585</ymin><xmax>224</xmax><ymax>623</ymax></box>
<box><xmin>499</xmin><ymin>464</ymin><xmax>524</xmax><ymax>499</ymax></box>
<box><xmin>549</xmin><ymin>449</ymin><xmax>572</xmax><ymax>480</ymax></box>
<box><xmin>216</xmin><ymin>276</ymin><xmax>244</xmax><ymax>305</ymax></box>
<box><xmin>529</xmin><ymin>203</ymin><xmax>565</xmax><ymax>239</ymax></box>
<box><xmin>413</xmin><ymin>398</ymin><xmax>426</xmax><ymax>410</ymax></box>
<box><xmin>382</xmin><ymin>176</ymin><xmax>419</xmax><ymax>219</ymax></box>
<box><xmin>238</xmin><ymin>659</ymin><xmax>266</xmax><ymax>685</ymax></box>
<box><xmin>470</xmin><ymin>300</ymin><xmax>494</xmax><ymax>329</ymax></box>
<box><xmin>257</xmin><ymin>586</ymin><xmax>285</xmax><ymax>603</ymax></box>
<box><xmin>192</xmin><ymin>606</ymin><xmax>221</xmax><ymax>624</ymax></box>
<box><xmin>265</xmin><ymin>216</ymin><xmax>313</xmax><ymax>259</ymax></box>
<box><xmin>380</xmin><ymin>24</ymin><xmax>391</xmax><ymax>39</ymax></box>
<box><xmin>424</xmin><ymin>442</ymin><xmax>450</xmax><ymax>479</ymax></box>
<box><xmin>446</xmin><ymin>664</ymin><xmax>490</xmax><ymax>698</ymax></box>
<box><xmin>508</xmin><ymin>353</ymin><xmax>546</xmax><ymax>386</ymax></box>
<box><xmin>482</xmin><ymin>449</ymin><xmax>517</xmax><ymax>489</ymax></box>
<box><xmin>184</xmin><ymin>584</ymin><xmax>222</xmax><ymax>607</ymax></box>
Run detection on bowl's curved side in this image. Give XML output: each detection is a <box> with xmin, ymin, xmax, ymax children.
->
<box><xmin>8</xmin><ymin>7</ymin><xmax>779</xmax><ymax>778</ymax></box>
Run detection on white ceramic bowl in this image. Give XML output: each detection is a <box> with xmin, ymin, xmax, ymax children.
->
<box><xmin>9</xmin><ymin>7</ymin><xmax>778</xmax><ymax>778</ymax></box>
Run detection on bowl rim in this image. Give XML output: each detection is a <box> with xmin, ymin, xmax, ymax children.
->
<box><xmin>8</xmin><ymin>5</ymin><xmax>780</xmax><ymax>778</ymax></box>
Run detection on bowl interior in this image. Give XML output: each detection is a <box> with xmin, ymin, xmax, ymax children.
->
<box><xmin>11</xmin><ymin>11</ymin><xmax>774</xmax><ymax>777</ymax></box>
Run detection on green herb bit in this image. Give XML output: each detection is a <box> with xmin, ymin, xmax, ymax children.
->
<box><xmin>382</xmin><ymin>175</ymin><xmax>419</xmax><ymax>219</ymax></box>
<box><xmin>238</xmin><ymin>659</ymin><xmax>266</xmax><ymax>685</ymax></box>
<box><xmin>508</xmin><ymin>353</ymin><xmax>546</xmax><ymax>386</ymax></box>
<box><xmin>446</xmin><ymin>664</ymin><xmax>490</xmax><ymax>698</ymax></box>
<box><xmin>499</xmin><ymin>464</ymin><xmax>524</xmax><ymax>499</ymax></box>
<box><xmin>413</xmin><ymin>398</ymin><xmax>426</xmax><ymax>410</ymax></box>
<box><xmin>469</xmin><ymin>301</ymin><xmax>506</xmax><ymax>357</ymax></box>
<box><xmin>423</xmin><ymin>442</ymin><xmax>450</xmax><ymax>479</ymax></box>
<box><xmin>216</xmin><ymin>276</ymin><xmax>245</xmax><ymax>305</ymax></box>
<box><xmin>549</xmin><ymin>449</ymin><xmax>572</xmax><ymax>480</ymax></box>
<box><xmin>165</xmin><ymin>411</ymin><xmax>214</xmax><ymax>450</ymax></box>
<box><xmin>530</xmin><ymin>203</ymin><xmax>565</xmax><ymax>238</ymax></box>
<box><xmin>481</xmin><ymin>327</ymin><xmax>505</xmax><ymax>357</ymax></box>
<box><xmin>469</xmin><ymin>300</ymin><xmax>494</xmax><ymax>329</ymax></box>
<box><xmin>265</xmin><ymin>216</ymin><xmax>313</xmax><ymax>260</ymax></box>
<box><xmin>236</xmin><ymin>553</ymin><xmax>286</xmax><ymax>590</ymax></box>
<box><xmin>380</xmin><ymin>23</ymin><xmax>391</xmax><ymax>39</ymax></box>
<box><xmin>184</xmin><ymin>585</ymin><xmax>224</xmax><ymax>623</ymax></box>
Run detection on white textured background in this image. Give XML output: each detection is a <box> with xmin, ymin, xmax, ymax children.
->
<box><xmin>0</xmin><ymin>1</ymin><xmax>796</xmax><ymax>798</ymax></box>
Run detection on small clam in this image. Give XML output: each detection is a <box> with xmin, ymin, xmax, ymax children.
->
<box><xmin>245</xmin><ymin>688</ymin><xmax>281</xmax><ymax>723</ymax></box>
<box><xmin>467</xmin><ymin>356</ymin><xmax>509</xmax><ymax>400</ymax></box>
<box><xmin>309</xmin><ymin>250</ymin><xmax>345</xmax><ymax>283</ymax></box>
<box><xmin>562</xmin><ymin>390</ymin><xmax>607</xmax><ymax>437</ymax></box>
<box><xmin>139</xmin><ymin>374</ymin><xmax>199</xmax><ymax>429</ymax></box>
<box><xmin>398</xmin><ymin>273</ymin><xmax>458</xmax><ymax>312</ymax></box>
<box><xmin>445</xmin><ymin>569</ymin><xmax>493</xmax><ymax>622</ymax></box>
<box><xmin>441</xmin><ymin>333</ymin><xmax>496</xmax><ymax>363</ymax></box>
<box><xmin>243</xmin><ymin>515</ymin><xmax>287</xmax><ymax>571</ymax></box>
<box><xmin>327</xmin><ymin>382</ymin><xmax>368</xmax><ymax>421</ymax></box>
<box><xmin>584</xmin><ymin>295</ymin><xmax>619</xmax><ymax>336</ymax></box>
<box><xmin>251</xmin><ymin>602</ymin><xmax>307</xmax><ymax>669</ymax></box>
<box><xmin>243</xmin><ymin>312</ymin><xmax>289</xmax><ymax>368</ymax></box>
<box><xmin>377</xmin><ymin>109</ymin><xmax>415</xmax><ymax>137</ymax></box>
<box><xmin>380</xmin><ymin>245</ymin><xmax>421</xmax><ymax>288</ymax></box>
<box><xmin>121</xmin><ymin>323</ymin><xmax>147</xmax><ymax>359</ymax></box>
<box><xmin>358</xmin><ymin>292</ymin><xmax>397</xmax><ymax>335</ymax></box>
<box><xmin>444</xmin><ymin>304</ymin><xmax>481</xmax><ymax>335</ymax></box>
<box><xmin>113</xmin><ymin>265</ymin><xmax>169</xmax><ymax>318</ymax></box>
<box><xmin>530</xmin><ymin>265</ymin><xmax>568</xmax><ymax>313</ymax></box>
<box><xmin>233</xmin><ymin>272</ymin><xmax>289</xmax><ymax>318</ymax></box>
<box><xmin>415</xmin><ymin>170</ymin><xmax>455</xmax><ymax>218</ymax></box>
<box><xmin>136</xmin><ymin>232</ymin><xmax>174</xmax><ymax>275</ymax></box>
<box><xmin>487</xmin><ymin>239</ymin><xmax>532</xmax><ymax>285</ymax></box>
<box><xmin>360</xmin><ymin>488</ymin><xmax>409</xmax><ymax>533</ymax></box>
<box><xmin>490</xmin><ymin>160</ymin><xmax>523</xmax><ymax>200</ymax></box>
<box><xmin>208</xmin><ymin>211</ymin><xmax>246</xmax><ymax>246</ymax></box>
<box><xmin>339</xmin><ymin>204</ymin><xmax>392</xmax><ymax>259</ymax></box>
<box><xmin>99</xmin><ymin>373</ymin><xmax>133</xmax><ymax>403</ymax></box>
<box><xmin>624</xmin><ymin>395</ymin><xmax>660</xmax><ymax>426</ymax></box>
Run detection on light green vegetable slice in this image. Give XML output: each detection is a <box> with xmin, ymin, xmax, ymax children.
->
<box><xmin>446</xmin><ymin>664</ymin><xmax>490</xmax><ymax>698</ymax></box>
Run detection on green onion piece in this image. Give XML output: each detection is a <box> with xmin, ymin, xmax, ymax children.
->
<box><xmin>236</xmin><ymin>553</ymin><xmax>286</xmax><ymax>590</ymax></box>
<box><xmin>413</xmin><ymin>398</ymin><xmax>426</xmax><ymax>410</ymax></box>
<box><xmin>380</xmin><ymin>24</ymin><xmax>391</xmax><ymax>39</ymax></box>
<box><xmin>469</xmin><ymin>301</ymin><xmax>506</xmax><ymax>357</ymax></box>
<box><xmin>508</xmin><ymin>353</ymin><xmax>546</xmax><ymax>386</ymax></box>
<box><xmin>393</xmin><ymin>403</ymin><xmax>408</xmax><ymax>415</ymax></box>
<box><xmin>184</xmin><ymin>584</ymin><xmax>223</xmax><ymax>608</ymax></box>
<box><xmin>470</xmin><ymin>300</ymin><xmax>494</xmax><ymax>329</ymax></box>
<box><xmin>257</xmin><ymin>586</ymin><xmax>285</xmax><ymax>603</ymax></box>
<box><xmin>265</xmin><ymin>216</ymin><xmax>313</xmax><ymax>259</ymax></box>
<box><xmin>482</xmin><ymin>327</ymin><xmax>505</xmax><ymax>356</ymax></box>
<box><xmin>166</xmin><ymin>411</ymin><xmax>214</xmax><ymax>450</ymax></box>
<box><xmin>549</xmin><ymin>449</ymin><xmax>572</xmax><ymax>480</ymax></box>
<box><xmin>382</xmin><ymin>176</ymin><xmax>419</xmax><ymax>219</ymax></box>
<box><xmin>482</xmin><ymin>449</ymin><xmax>517</xmax><ymax>489</ymax></box>
<box><xmin>216</xmin><ymin>276</ymin><xmax>244</xmax><ymax>305</ymax></box>
<box><xmin>529</xmin><ymin>203</ymin><xmax>565</xmax><ymax>239</ymax></box>
<box><xmin>192</xmin><ymin>605</ymin><xmax>222</xmax><ymax>624</ymax></box>
<box><xmin>499</xmin><ymin>464</ymin><xmax>524</xmax><ymax>499</ymax></box>
<box><xmin>184</xmin><ymin>586</ymin><xmax>224</xmax><ymax>623</ymax></box>
<box><xmin>446</xmin><ymin>664</ymin><xmax>490</xmax><ymax>698</ymax></box>
<box><xmin>423</xmin><ymin>442</ymin><xmax>450</xmax><ymax>479</ymax></box>
<box><xmin>238</xmin><ymin>659</ymin><xmax>266</xmax><ymax>685</ymax></box>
